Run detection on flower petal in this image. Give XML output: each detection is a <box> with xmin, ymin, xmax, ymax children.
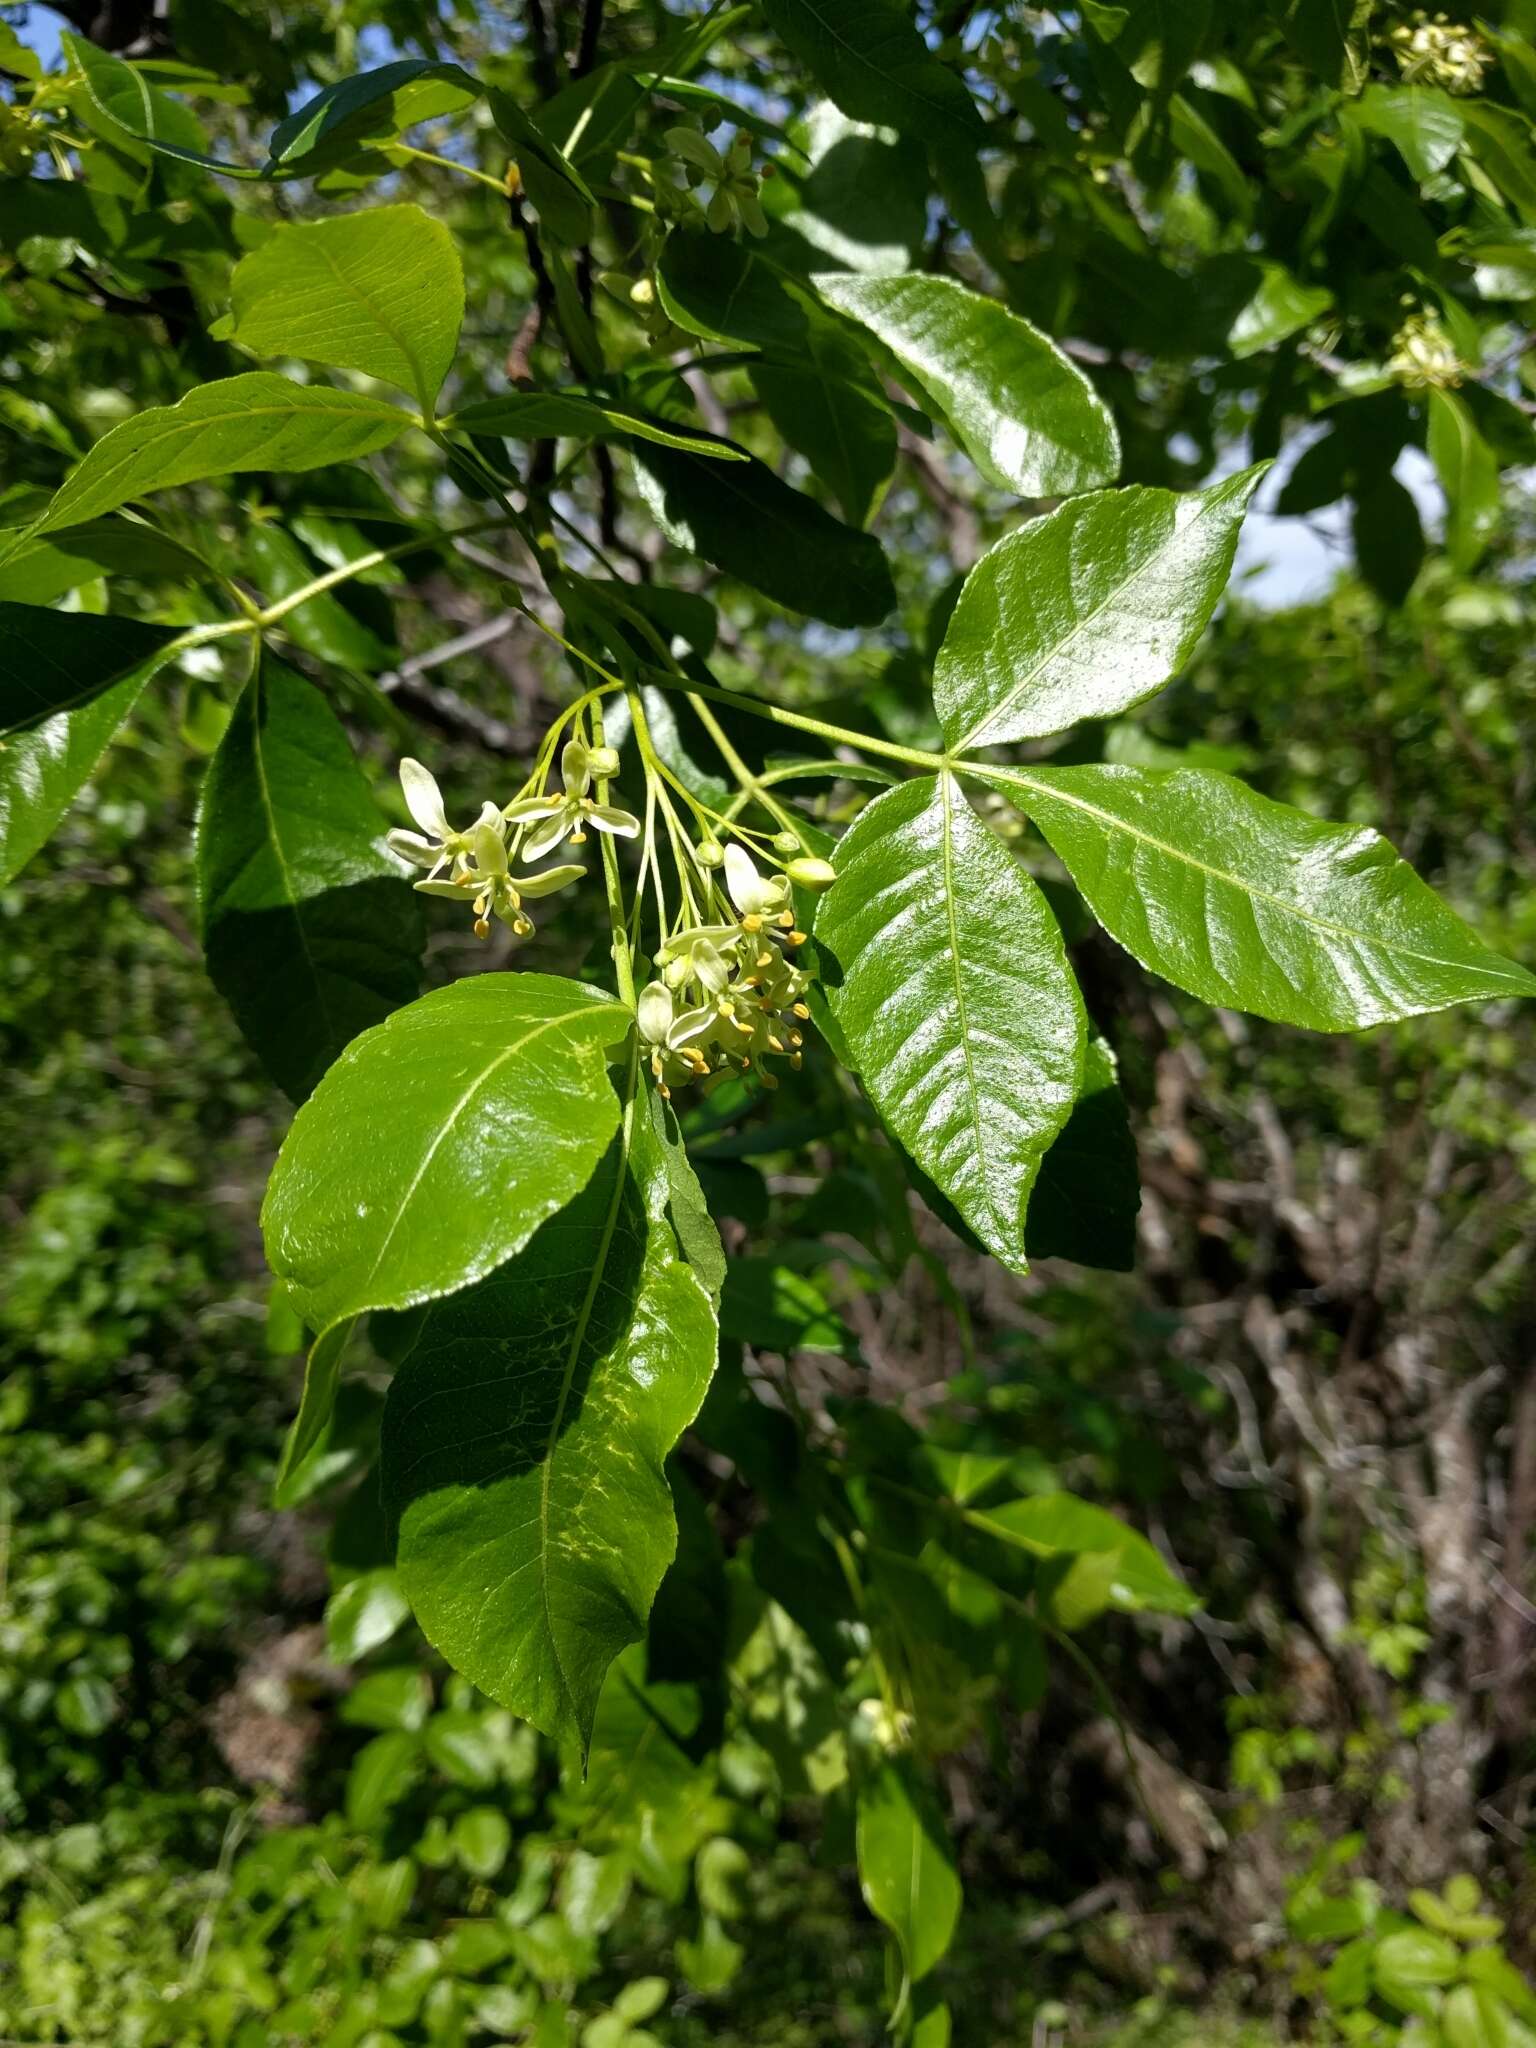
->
<box><xmin>561</xmin><ymin>738</ymin><xmax>591</xmax><ymax>799</ymax></box>
<box><xmin>386</xmin><ymin>829</ymin><xmax>440</xmax><ymax>867</ymax></box>
<box><xmin>471</xmin><ymin>820</ymin><xmax>509</xmax><ymax>876</ymax></box>
<box><xmin>522</xmin><ymin>810</ymin><xmax>573</xmax><ymax>861</ymax></box>
<box><xmin>669</xmin><ymin>1001</ymin><xmax>716</xmax><ymax>1048</ymax></box>
<box><xmin>399</xmin><ymin>757</ymin><xmax>450</xmax><ymax>838</ymax></box>
<box><xmin>517</xmin><ymin>862</ymin><xmax>586</xmax><ymax>898</ymax></box>
<box><xmin>413</xmin><ymin>879</ymin><xmax>472</xmax><ymax>899</ymax></box>
<box><xmin>637</xmin><ymin>981</ymin><xmax>674</xmax><ymax>1043</ymax></box>
<box><xmin>504</xmin><ymin>795</ymin><xmax>562</xmax><ymax>823</ymax></box>
<box><xmin>587</xmin><ymin>803</ymin><xmax>641</xmax><ymax>838</ymax></box>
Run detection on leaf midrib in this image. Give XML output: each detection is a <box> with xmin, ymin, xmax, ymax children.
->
<box><xmin>938</xmin><ymin>770</ymin><xmax>1001</xmax><ymax>1249</ymax></box>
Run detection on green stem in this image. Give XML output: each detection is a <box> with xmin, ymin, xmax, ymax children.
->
<box><xmin>590</xmin><ymin>695</ymin><xmax>637</xmax><ymax>1007</ymax></box>
<box><xmin>389</xmin><ymin>140</ymin><xmax>510</xmax><ymax>194</ymax></box>
<box><xmin>641</xmin><ymin>668</ymin><xmax>947</xmax><ymax>772</ymax></box>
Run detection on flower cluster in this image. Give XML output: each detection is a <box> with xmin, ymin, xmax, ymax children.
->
<box><xmin>638</xmin><ymin>844</ymin><xmax>824</xmax><ymax>1097</ymax></box>
<box><xmin>387</xmin><ymin>741</ymin><xmax>638</xmax><ymax>942</ymax></box>
<box><xmin>1389</xmin><ymin>13</ymin><xmax>1491</xmax><ymax>93</ymax></box>
<box><xmin>659</xmin><ymin>125</ymin><xmax>769</xmax><ymax>237</ymax></box>
<box><xmin>1387</xmin><ymin>308</ymin><xmax>1462</xmax><ymax>390</ymax></box>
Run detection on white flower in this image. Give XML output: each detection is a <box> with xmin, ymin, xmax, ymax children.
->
<box><xmin>415</xmin><ymin>819</ymin><xmax>584</xmax><ymax>940</ymax></box>
<box><xmin>724</xmin><ymin>843</ymin><xmax>791</xmax><ymax>923</ymax></box>
<box><xmin>504</xmin><ymin>738</ymin><xmax>640</xmax><ymax>861</ymax></box>
<box><xmin>386</xmin><ymin>758</ymin><xmax>501</xmax><ymax>880</ymax></box>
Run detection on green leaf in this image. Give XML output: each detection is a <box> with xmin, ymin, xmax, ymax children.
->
<box><xmin>453</xmin><ymin>1807</ymin><xmax>512</xmax><ymax>1881</ymax></box>
<box><xmin>261</xmin><ymin>973</ymin><xmax>628</xmax><ymax>1334</ymax></box>
<box><xmin>1374</xmin><ymin>1928</ymin><xmax>1463</xmax><ymax>2019</ymax></box>
<box><xmin>631</xmin><ymin>444</ymin><xmax>895</xmax><ymax>627</ymax></box>
<box><xmin>266</xmin><ymin>60</ymin><xmax>481</xmax><ymax>175</ymax></box>
<box><xmin>1443</xmin><ymin>1985</ymin><xmax>1513</xmax><ymax>2048</ymax></box>
<box><xmin>273</xmin><ymin>1318</ymin><xmax>354</xmax><ymax>1507</ymax></box>
<box><xmin>751</xmin><ymin>314</ymin><xmax>898</xmax><ymax>526</ymax></box>
<box><xmin>816</xmin><ymin>773</ymin><xmax>1086</xmax><ymax>1274</ymax></box>
<box><xmin>228</xmin><ymin>205</ymin><xmax>464</xmax><ymax>414</ymax></box>
<box><xmin>993</xmin><ymin>763</ymin><xmax>1536</xmax><ymax>1030</ymax></box>
<box><xmin>965</xmin><ymin>1494</ymin><xmax>1198</xmax><ymax>1616</ymax></box>
<box><xmin>816</xmin><ymin>271</ymin><xmax>1119</xmax><ymax>498</ymax></box>
<box><xmin>934</xmin><ymin>470</ymin><xmax>1263</xmax><ymax>750</ymax></box>
<box><xmin>1025</xmin><ymin>1036</ymin><xmax>1140</xmax><ymax>1271</ymax></box>
<box><xmin>326</xmin><ymin>1567</ymin><xmax>410</xmax><ymax>1663</ymax></box>
<box><xmin>1427</xmin><ymin>387</ymin><xmax>1501</xmax><ymax>572</ymax></box>
<box><xmin>0</xmin><ymin>521</ymin><xmax>209</xmax><ymax>606</ymax></box>
<box><xmin>656</xmin><ymin>231</ymin><xmax>808</xmax><ymax>349</ymax></box>
<box><xmin>197</xmin><ymin>654</ymin><xmax>424</xmax><ymax>1102</ymax></box>
<box><xmin>448</xmin><ymin>393</ymin><xmax>745</xmax><ymax>459</ymax></box>
<box><xmin>1352</xmin><ymin>472</ymin><xmax>1425</xmax><ymax>608</ymax></box>
<box><xmin>0</xmin><ymin>671</ymin><xmax>152</xmax><ymax>886</ymax></box>
<box><xmin>381</xmin><ymin>1078</ymin><xmax>718</xmax><ymax>1749</ymax></box>
<box><xmin>758</xmin><ymin>0</ymin><xmax>985</xmax><ymax>162</ymax></box>
<box><xmin>1349</xmin><ymin>84</ymin><xmax>1466</xmax><ymax>180</ymax></box>
<box><xmin>35</xmin><ymin>375</ymin><xmax>413</xmax><ymax>537</ymax></box>
<box><xmin>720</xmin><ymin>1260</ymin><xmax>856</xmax><ymax>1357</ymax></box>
<box><xmin>0</xmin><ymin>602</ymin><xmax>180</xmax><ymax>736</ymax></box>
<box><xmin>775</xmin><ymin>100</ymin><xmax>928</xmax><ymax>276</ymax></box>
<box><xmin>1226</xmin><ymin>263</ymin><xmax>1332</xmax><ymax>359</ymax></box>
<box><xmin>62</xmin><ymin>32</ymin><xmax>258</xmax><ymax>178</ymax></box>
<box><xmin>488</xmin><ymin>90</ymin><xmax>597</xmax><ymax>246</ymax></box>
<box><xmin>243</xmin><ymin>526</ymin><xmax>393</xmax><ymax>674</ymax></box>
<box><xmin>856</xmin><ymin>1759</ymin><xmax>961</xmax><ymax>1990</ymax></box>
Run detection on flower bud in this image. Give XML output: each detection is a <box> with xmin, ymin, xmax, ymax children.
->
<box><xmin>786</xmin><ymin>855</ymin><xmax>837</xmax><ymax>893</ymax></box>
<box><xmin>771</xmin><ymin>830</ymin><xmax>800</xmax><ymax>855</ymax></box>
<box><xmin>586</xmin><ymin>744</ymin><xmax>621</xmax><ymax>779</ymax></box>
<box><xmin>696</xmin><ymin>838</ymin><xmax>724</xmax><ymax>868</ymax></box>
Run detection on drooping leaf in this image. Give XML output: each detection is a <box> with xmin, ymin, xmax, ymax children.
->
<box><xmin>965</xmin><ymin>1493</ymin><xmax>1198</xmax><ymax>1617</ymax></box>
<box><xmin>487</xmin><ymin>90</ymin><xmax>597</xmax><ymax>246</ymax></box>
<box><xmin>816</xmin><ymin>773</ymin><xmax>1086</xmax><ymax>1274</ymax></box>
<box><xmin>266</xmin><ymin>60</ymin><xmax>482</xmax><ymax>175</ymax></box>
<box><xmin>934</xmin><ymin>469</ymin><xmax>1263</xmax><ymax>750</ymax></box>
<box><xmin>261</xmin><ymin>973</ymin><xmax>629</xmax><ymax>1333</ymax></box>
<box><xmin>35</xmin><ymin>376</ymin><xmax>412</xmax><ymax>537</ymax></box>
<box><xmin>774</xmin><ymin>100</ymin><xmax>928</xmax><ymax>277</ymax></box>
<box><xmin>856</xmin><ymin>1759</ymin><xmax>961</xmax><ymax>1990</ymax></box>
<box><xmin>0</xmin><ymin>671</ymin><xmax>154</xmax><ymax>885</ymax></box>
<box><xmin>448</xmin><ymin>393</ymin><xmax>744</xmax><ymax>459</ymax></box>
<box><xmin>1351</xmin><ymin>472</ymin><xmax>1425</xmax><ymax>608</ymax></box>
<box><xmin>0</xmin><ymin>521</ymin><xmax>210</xmax><ymax>606</ymax></box>
<box><xmin>381</xmin><ymin>1079</ymin><xmax>718</xmax><ymax>1750</ymax></box>
<box><xmin>1427</xmin><ymin>387</ymin><xmax>1500</xmax><ymax>571</ymax></box>
<box><xmin>197</xmin><ymin>654</ymin><xmax>424</xmax><ymax>1102</ymax></box>
<box><xmin>751</xmin><ymin>313</ymin><xmax>898</xmax><ymax>526</ymax></box>
<box><xmin>1025</xmin><ymin>1036</ymin><xmax>1140</xmax><ymax>1271</ymax></box>
<box><xmin>631</xmin><ymin>444</ymin><xmax>895</xmax><ymax>627</ymax></box>
<box><xmin>62</xmin><ymin>32</ymin><xmax>258</xmax><ymax>178</ymax></box>
<box><xmin>0</xmin><ymin>602</ymin><xmax>180</xmax><ymax>736</ymax></box>
<box><xmin>656</xmin><ymin>231</ymin><xmax>808</xmax><ymax>349</ymax></box>
<box><xmin>816</xmin><ymin>271</ymin><xmax>1119</xmax><ymax>498</ymax></box>
<box><xmin>228</xmin><ymin>205</ymin><xmax>464</xmax><ymax>413</ymax></box>
<box><xmin>993</xmin><ymin>763</ymin><xmax>1536</xmax><ymax>1030</ymax></box>
<box><xmin>758</xmin><ymin>0</ymin><xmax>985</xmax><ymax>163</ymax></box>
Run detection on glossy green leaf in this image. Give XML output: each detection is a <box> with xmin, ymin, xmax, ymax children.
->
<box><xmin>0</xmin><ymin>602</ymin><xmax>180</xmax><ymax>736</ymax></box>
<box><xmin>817</xmin><ymin>271</ymin><xmax>1119</xmax><ymax>498</ymax></box>
<box><xmin>35</xmin><ymin>375</ymin><xmax>412</xmax><ymax>537</ymax></box>
<box><xmin>631</xmin><ymin>444</ymin><xmax>895</xmax><ymax>627</ymax></box>
<box><xmin>273</xmin><ymin>1318</ymin><xmax>354</xmax><ymax>1506</ymax></box>
<box><xmin>656</xmin><ymin>231</ymin><xmax>808</xmax><ymax>349</ymax></box>
<box><xmin>935</xmin><ymin>469</ymin><xmax>1262</xmax><ymax>750</ymax></box>
<box><xmin>197</xmin><ymin>654</ymin><xmax>424</xmax><ymax>1102</ymax></box>
<box><xmin>856</xmin><ymin>1759</ymin><xmax>961</xmax><ymax>1988</ymax></box>
<box><xmin>776</xmin><ymin>100</ymin><xmax>930</xmax><ymax>277</ymax></box>
<box><xmin>758</xmin><ymin>0</ymin><xmax>984</xmax><ymax>161</ymax></box>
<box><xmin>966</xmin><ymin>1494</ymin><xmax>1197</xmax><ymax>1616</ymax></box>
<box><xmin>0</xmin><ymin>670</ymin><xmax>152</xmax><ymax>885</ymax></box>
<box><xmin>228</xmin><ymin>205</ymin><xmax>464</xmax><ymax>413</ymax></box>
<box><xmin>1427</xmin><ymin>387</ymin><xmax>1501</xmax><ymax>571</ymax></box>
<box><xmin>1025</xmin><ymin>1036</ymin><xmax>1139</xmax><ymax>1271</ymax></box>
<box><xmin>261</xmin><ymin>973</ymin><xmax>628</xmax><ymax>1333</ymax></box>
<box><xmin>1349</xmin><ymin>84</ymin><xmax>1466</xmax><ymax>180</ymax></box>
<box><xmin>751</xmin><ymin>314</ymin><xmax>898</xmax><ymax>526</ymax></box>
<box><xmin>1374</xmin><ymin>1928</ymin><xmax>1462</xmax><ymax>2019</ymax></box>
<box><xmin>488</xmin><ymin>90</ymin><xmax>597</xmax><ymax>246</ymax></box>
<box><xmin>266</xmin><ymin>60</ymin><xmax>481</xmax><ymax>174</ymax></box>
<box><xmin>381</xmin><ymin>1080</ymin><xmax>718</xmax><ymax>1749</ymax></box>
<box><xmin>1226</xmin><ymin>264</ymin><xmax>1332</xmax><ymax>358</ymax></box>
<box><xmin>817</xmin><ymin>773</ymin><xmax>1086</xmax><ymax>1274</ymax></box>
<box><xmin>449</xmin><ymin>393</ymin><xmax>744</xmax><ymax>459</ymax></box>
<box><xmin>993</xmin><ymin>763</ymin><xmax>1536</xmax><ymax>1030</ymax></box>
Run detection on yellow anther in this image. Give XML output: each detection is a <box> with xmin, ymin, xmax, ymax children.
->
<box><xmin>474</xmin><ymin>917</ymin><xmax>491</xmax><ymax>939</ymax></box>
<box><xmin>792</xmin><ymin>1002</ymin><xmax>810</xmax><ymax>1019</ymax></box>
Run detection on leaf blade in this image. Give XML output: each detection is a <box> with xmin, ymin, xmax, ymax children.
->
<box><xmin>0</xmin><ymin>602</ymin><xmax>180</xmax><ymax>736</ymax></box>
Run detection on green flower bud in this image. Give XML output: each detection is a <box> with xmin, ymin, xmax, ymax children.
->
<box><xmin>587</xmin><ymin>744</ymin><xmax>621</xmax><ymax>779</ymax></box>
<box><xmin>696</xmin><ymin>838</ymin><xmax>725</xmax><ymax>868</ymax></box>
<box><xmin>772</xmin><ymin>830</ymin><xmax>801</xmax><ymax>855</ymax></box>
<box><xmin>786</xmin><ymin>855</ymin><xmax>837</xmax><ymax>893</ymax></box>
